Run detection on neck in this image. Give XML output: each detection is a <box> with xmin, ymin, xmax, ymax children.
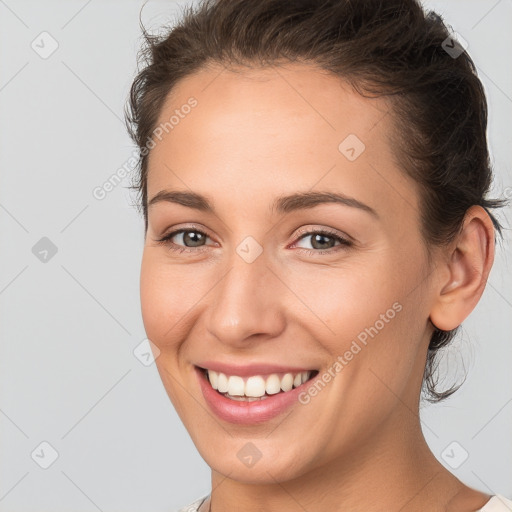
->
<box><xmin>206</xmin><ymin>405</ymin><xmax>484</xmax><ymax>512</ymax></box>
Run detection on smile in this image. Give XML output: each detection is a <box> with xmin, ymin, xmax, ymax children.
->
<box><xmin>195</xmin><ymin>365</ymin><xmax>320</xmax><ymax>424</ymax></box>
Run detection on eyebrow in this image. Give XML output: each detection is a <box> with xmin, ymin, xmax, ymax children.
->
<box><xmin>148</xmin><ymin>189</ymin><xmax>378</xmax><ymax>218</ymax></box>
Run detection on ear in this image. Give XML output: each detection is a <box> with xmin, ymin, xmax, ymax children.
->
<box><xmin>429</xmin><ymin>205</ymin><xmax>495</xmax><ymax>331</ymax></box>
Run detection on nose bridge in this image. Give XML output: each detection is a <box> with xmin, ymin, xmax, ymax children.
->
<box><xmin>206</xmin><ymin>246</ymin><xmax>284</xmax><ymax>344</ymax></box>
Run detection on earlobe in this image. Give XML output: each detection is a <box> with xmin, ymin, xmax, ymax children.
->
<box><xmin>430</xmin><ymin>206</ymin><xmax>495</xmax><ymax>331</ymax></box>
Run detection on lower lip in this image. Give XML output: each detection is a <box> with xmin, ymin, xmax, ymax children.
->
<box><xmin>195</xmin><ymin>366</ymin><xmax>316</xmax><ymax>425</ymax></box>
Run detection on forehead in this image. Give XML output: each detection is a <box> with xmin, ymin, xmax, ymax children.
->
<box><xmin>155</xmin><ymin>61</ymin><xmax>391</xmax><ymax>146</ymax></box>
<box><xmin>147</xmin><ymin>62</ymin><xmax>418</xmax><ymax>221</ymax></box>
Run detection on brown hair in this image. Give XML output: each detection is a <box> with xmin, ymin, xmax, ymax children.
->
<box><xmin>124</xmin><ymin>0</ymin><xmax>506</xmax><ymax>402</ymax></box>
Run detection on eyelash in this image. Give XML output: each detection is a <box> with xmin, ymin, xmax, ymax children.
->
<box><xmin>293</xmin><ymin>227</ymin><xmax>352</xmax><ymax>255</ymax></box>
<box><xmin>155</xmin><ymin>226</ymin><xmax>212</xmax><ymax>254</ymax></box>
<box><xmin>155</xmin><ymin>226</ymin><xmax>352</xmax><ymax>256</ymax></box>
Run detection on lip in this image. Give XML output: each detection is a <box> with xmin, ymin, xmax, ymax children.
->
<box><xmin>195</xmin><ymin>360</ymin><xmax>315</xmax><ymax>377</ymax></box>
<box><xmin>195</xmin><ymin>365</ymin><xmax>318</xmax><ymax>425</ymax></box>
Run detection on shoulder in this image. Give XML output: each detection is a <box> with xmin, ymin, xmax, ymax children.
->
<box><xmin>176</xmin><ymin>494</ymin><xmax>210</xmax><ymax>512</ymax></box>
<box><xmin>479</xmin><ymin>495</ymin><xmax>512</xmax><ymax>511</ymax></box>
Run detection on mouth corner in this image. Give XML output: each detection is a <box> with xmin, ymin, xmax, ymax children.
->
<box><xmin>309</xmin><ymin>369</ymin><xmax>319</xmax><ymax>379</ymax></box>
<box><xmin>195</xmin><ymin>365</ymin><xmax>208</xmax><ymax>375</ymax></box>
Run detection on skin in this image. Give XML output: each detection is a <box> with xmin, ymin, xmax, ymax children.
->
<box><xmin>140</xmin><ymin>62</ymin><xmax>495</xmax><ymax>511</ymax></box>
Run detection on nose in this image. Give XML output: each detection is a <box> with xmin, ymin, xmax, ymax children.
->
<box><xmin>205</xmin><ymin>250</ymin><xmax>286</xmax><ymax>347</ymax></box>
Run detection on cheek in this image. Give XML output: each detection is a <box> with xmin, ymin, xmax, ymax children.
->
<box><xmin>286</xmin><ymin>255</ymin><xmax>406</xmax><ymax>343</ymax></box>
<box><xmin>287</xmin><ymin>249</ymin><xmax>426</xmax><ymax>380</ymax></box>
<box><xmin>337</xmin><ymin>260</ymin><xmax>430</xmax><ymax>404</ymax></box>
<box><xmin>140</xmin><ymin>251</ymin><xmax>165</xmax><ymax>342</ymax></box>
<box><xmin>139</xmin><ymin>249</ymin><xmax>202</xmax><ymax>347</ymax></box>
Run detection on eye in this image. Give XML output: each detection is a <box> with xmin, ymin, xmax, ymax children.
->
<box><xmin>155</xmin><ymin>226</ymin><xmax>352</xmax><ymax>255</ymax></box>
<box><xmin>155</xmin><ymin>227</ymin><xmax>214</xmax><ymax>253</ymax></box>
<box><xmin>292</xmin><ymin>228</ymin><xmax>352</xmax><ymax>255</ymax></box>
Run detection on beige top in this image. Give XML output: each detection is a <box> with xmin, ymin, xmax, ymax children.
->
<box><xmin>177</xmin><ymin>494</ymin><xmax>512</xmax><ymax>512</ymax></box>
<box><xmin>477</xmin><ymin>495</ymin><xmax>512</xmax><ymax>511</ymax></box>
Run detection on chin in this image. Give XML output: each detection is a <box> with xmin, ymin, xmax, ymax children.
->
<box><xmin>194</xmin><ymin>434</ymin><xmax>316</xmax><ymax>484</ymax></box>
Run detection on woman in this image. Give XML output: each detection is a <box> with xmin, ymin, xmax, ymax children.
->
<box><xmin>125</xmin><ymin>0</ymin><xmax>511</xmax><ymax>510</ymax></box>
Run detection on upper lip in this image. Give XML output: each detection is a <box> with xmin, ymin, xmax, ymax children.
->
<box><xmin>196</xmin><ymin>361</ymin><xmax>317</xmax><ymax>377</ymax></box>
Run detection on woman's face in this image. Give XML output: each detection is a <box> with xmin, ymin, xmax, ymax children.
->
<box><xmin>141</xmin><ymin>62</ymin><xmax>438</xmax><ymax>482</ymax></box>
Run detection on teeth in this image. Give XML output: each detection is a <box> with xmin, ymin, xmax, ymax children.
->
<box><xmin>246</xmin><ymin>376</ymin><xmax>266</xmax><ymax>397</ymax></box>
<box><xmin>265</xmin><ymin>374</ymin><xmax>281</xmax><ymax>395</ymax></box>
<box><xmin>206</xmin><ymin>369</ymin><xmax>312</xmax><ymax>398</ymax></box>
<box><xmin>281</xmin><ymin>373</ymin><xmax>294</xmax><ymax>392</ymax></box>
<box><xmin>217</xmin><ymin>372</ymin><xmax>229</xmax><ymax>393</ymax></box>
<box><xmin>227</xmin><ymin>376</ymin><xmax>245</xmax><ymax>396</ymax></box>
<box><xmin>225</xmin><ymin>394</ymin><xmax>268</xmax><ymax>402</ymax></box>
<box><xmin>208</xmin><ymin>369</ymin><xmax>219</xmax><ymax>390</ymax></box>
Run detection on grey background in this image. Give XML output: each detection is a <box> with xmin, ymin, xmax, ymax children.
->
<box><xmin>0</xmin><ymin>1</ymin><xmax>510</xmax><ymax>511</ymax></box>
